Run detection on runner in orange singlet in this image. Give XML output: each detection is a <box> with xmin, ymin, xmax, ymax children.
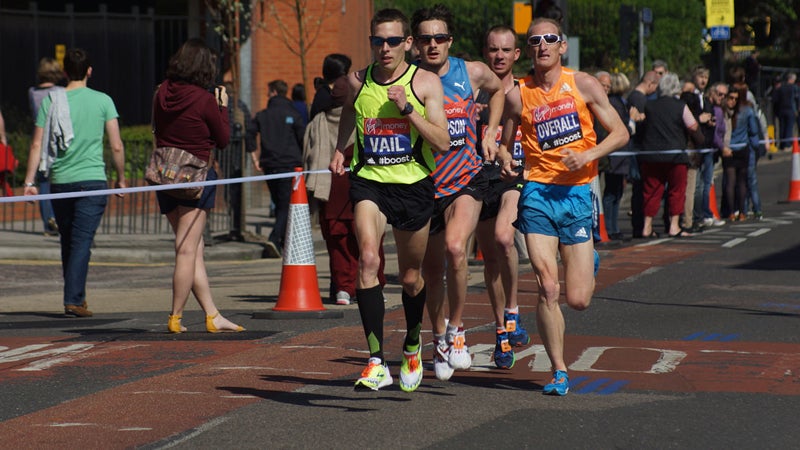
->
<box><xmin>499</xmin><ymin>18</ymin><xmax>629</xmax><ymax>396</ymax></box>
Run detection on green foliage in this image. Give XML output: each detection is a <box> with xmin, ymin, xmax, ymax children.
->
<box><xmin>569</xmin><ymin>0</ymin><xmax>705</xmax><ymax>79</ymax></box>
<box><xmin>4</xmin><ymin>124</ymin><xmax>153</xmax><ymax>186</ymax></box>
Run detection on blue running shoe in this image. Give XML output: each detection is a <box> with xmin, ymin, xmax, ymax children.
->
<box><xmin>504</xmin><ymin>311</ymin><xmax>530</xmax><ymax>347</ymax></box>
<box><xmin>493</xmin><ymin>331</ymin><xmax>515</xmax><ymax>369</ymax></box>
<box><xmin>543</xmin><ymin>370</ymin><xmax>569</xmax><ymax>396</ymax></box>
<box><xmin>593</xmin><ymin>249</ymin><xmax>600</xmax><ymax>277</ymax></box>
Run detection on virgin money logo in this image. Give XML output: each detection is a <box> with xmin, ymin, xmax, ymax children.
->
<box><xmin>364</xmin><ymin>118</ymin><xmax>409</xmax><ymax>135</ymax></box>
<box><xmin>365</xmin><ymin>118</ymin><xmax>381</xmax><ymax>135</ymax></box>
<box><xmin>533</xmin><ymin>98</ymin><xmax>576</xmax><ymax>122</ymax></box>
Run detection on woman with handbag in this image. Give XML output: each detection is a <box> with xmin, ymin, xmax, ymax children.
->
<box><xmin>152</xmin><ymin>38</ymin><xmax>244</xmax><ymax>333</ymax></box>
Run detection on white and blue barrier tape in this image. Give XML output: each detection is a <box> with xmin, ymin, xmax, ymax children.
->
<box><xmin>0</xmin><ymin>169</ymin><xmax>332</xmax><ymax>204</ymax></box>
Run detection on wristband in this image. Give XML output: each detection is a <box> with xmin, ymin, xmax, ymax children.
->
<box><xmin>24</xmin><ymin>182</ymin><xmax>35</xmax><ymax>187</ymax></box>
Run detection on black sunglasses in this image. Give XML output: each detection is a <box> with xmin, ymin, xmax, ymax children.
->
<box><xmin>369</xmin><ymin>36</ymin><xmax>406</xmax><ymax>47</ymax></box>
<box><xmin>415</xmin><ymin>33</ymin><xmax>451</xmax><ymax>44</ymax></box>
<box><xmin>527</xmin><ymin>34</ymin><xmax>561</xmax><ymax>46</ymax></box>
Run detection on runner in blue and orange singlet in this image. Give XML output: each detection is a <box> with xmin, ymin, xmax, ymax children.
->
<box><xmin>411</xmin><ymin>4</ymin><xmax>505</xmax><ymax>381</ymax></box>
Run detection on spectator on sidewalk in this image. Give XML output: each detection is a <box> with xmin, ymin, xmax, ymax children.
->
<box><xmin>27</xmin><ymin>57</ymin><xmax>64</xmax><ymax>236</ymax></box>
<box><xmin>637</xmin><ymin>72</ymin><xmax>702</xmax><ymax>238</ymax></box>
<box><xmin>291</xmin><ymin>83</ymin><xmax>309</xmax><ymax>126</ymax></box>
<box><xmin>23</xmin><ymin>48</ymin><xmax>126</xmax><ymax>318</ymax></box>
<box><xmin>599</xmin><ymin>72</ymin><xmax>632</xmax><ymax>240</ymax></box>
<box><xmin>152</xmin><ymin>38</ymin><xmax>243</xmax><ymax>333</ymax></box>
<box><xmin>247</xmin><ymin>80</ymin><xmax>306</xmax><ymax>256</ymax></box>
<box><xmin>303</xmin><ymin>73</ymin><xmax>387</xmax><ymax>305</ymax></box>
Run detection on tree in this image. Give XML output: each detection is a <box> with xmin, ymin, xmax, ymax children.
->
<box><xmin>253</xmin><ymin>0</ymin><xmax>334</xmax><ymax>102</ymax></box>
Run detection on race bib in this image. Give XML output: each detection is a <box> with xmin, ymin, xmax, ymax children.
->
<box><xmin>362</xmin><ymin>117</ymin><xmax>413</xmax><ymax>166</ymax></box>
<box><xmin>446</xmin><ymin>100</ymin><xmax>470</xmax><ymax>150</ymax></box>
<box><xmin>486</xmin><ymin>124</ymin><xmax>524</xmax><ymax>166</ymax></box>
<box><xmin>532</xmin><ymin>97</ymin><xmax>583</xmax><ymax>151</ymax></box>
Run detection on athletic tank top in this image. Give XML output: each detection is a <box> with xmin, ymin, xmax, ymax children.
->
<box><xmin>351</xmin><ymin>64</ymin><xmax>435</xmax><ymax>184</ymax></box>
<box><xmin>430</xmin><ymin>57</ymin><xmax>481</xmax><ymax>198</ymax></box>
<box><xmin>519</xmin><ymin>68</ymin><xmax>597</xmax><ymax>185</ymax></box>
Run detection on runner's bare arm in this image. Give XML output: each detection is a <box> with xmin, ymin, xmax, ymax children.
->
<box><xmin>499</xmin><ymin>85</ymin><xmax>522</xmax><ymax>180</ymax></box>
<box><xmin>468</xmin><ymin>61</ymin><xmax>504</xmax><ymax>161</ymax></box>
<box><xmin>407</xmin><ymin>69</ymin><xmax>450</xmax><ymax>152</ymax></box>
<box><xmin>565</xmin><ymin>72</ymin><xmax>629</xmax><ymax>169</ymax></box>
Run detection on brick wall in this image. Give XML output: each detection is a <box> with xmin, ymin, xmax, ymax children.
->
<box><xmin>250</xmin><ymin>0</ymin><xmax>373</xmax><ymax>111</ymax></box>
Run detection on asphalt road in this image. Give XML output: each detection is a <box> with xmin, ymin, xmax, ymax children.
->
<box><xmin>1</xmin><ymin>151</ymin><xmax>798</xmax><ymax>449</ymax></box>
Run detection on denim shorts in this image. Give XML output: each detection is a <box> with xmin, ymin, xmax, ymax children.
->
<box><xmin>514</xmin><ymin>181</ymin><xmax>593</xmax><ymax>245</ymax></box>
<box><xmin>156</xmin><ymin>168</ymin><xmax>217</xmax><ymax>214</ymax></box>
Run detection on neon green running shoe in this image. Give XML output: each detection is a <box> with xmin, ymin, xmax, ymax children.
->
<box><xmin>400</xmin><ymin>347</ymin><xmax>423</xmax><ymax>392</ymax></box>
<box><xmin>354</xmin><ymin>358</ymin><xmax>392</xmax><ymax>391</ymax></box>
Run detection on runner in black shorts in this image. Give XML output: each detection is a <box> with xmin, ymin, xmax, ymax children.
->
<box><xmin>329</xmin><ymin>8</ymin><xmax>449</xmax><ymax>392</ymax></box>
<box><xmin>474</xmin><ymin>25</ymin><xmax>530</xmax><ymax>370</ymax></box>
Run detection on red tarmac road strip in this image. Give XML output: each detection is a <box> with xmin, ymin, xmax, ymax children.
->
<box><xmin>3</xmin><ymin>241</ymin><xmax>795</xmax><ymax>447</ymax></box>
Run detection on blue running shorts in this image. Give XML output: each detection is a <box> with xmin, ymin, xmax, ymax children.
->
<box><xmin>514</xmin><ymin>181</ymin><xmax>593</xmax><ymax>245</ymax></box>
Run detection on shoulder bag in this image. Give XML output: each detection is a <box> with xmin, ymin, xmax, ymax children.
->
<box><xmin>145</xmin><ymin>146</ymin><xmax>208</xmax><ymax>200</ymax></box>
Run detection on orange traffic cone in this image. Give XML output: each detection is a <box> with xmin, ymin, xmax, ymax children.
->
<box><xmin>786</xmin><ymin>138</ymin><xmax>800</xmax><ymax>202</ymax></box>
<box><xmin>708</xmin><ymin>183</ymin><xmax>722</xmax><ymax>220</ymax></box>
<box><xmin>253</xmin><ymin>168</ymin><xmax>343</xmax><ymax>319</ymax></box>
<box><xmin>591</xmin><ymin>177</ymin><xmax>610</xmax><ymax>242</ymax></box>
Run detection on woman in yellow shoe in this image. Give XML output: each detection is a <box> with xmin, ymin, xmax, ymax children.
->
<box><xmin>152</xmin><ymin>38</ymin><xmax>244</xmax><ymax>333</ymax></box>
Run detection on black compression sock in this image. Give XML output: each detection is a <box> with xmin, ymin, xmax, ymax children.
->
<box><xmin>356</xmin><ymin>285</ymin><xmax>385</xmax><ymax>362</ymax></box>
<box><xmin>402</xmin><ymin>285</ymin><xmax>426</xmax><ymax>350</ymax></box>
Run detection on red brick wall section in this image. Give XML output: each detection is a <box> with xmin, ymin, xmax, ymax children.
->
<box><xmin>250</xmin><ymin>0</ymin><xmax>374</xmax><ymax>111</ymax></box>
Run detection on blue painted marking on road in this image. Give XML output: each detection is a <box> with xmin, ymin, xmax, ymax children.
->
<box><xmin>597</xmin><ymin>380</ymin><xmax>630</xmax><ymax>395</ymax></box>
<box><xmin>575</xmin><ymin>377</ymin><xmax>612</xmax><ymax>394</ymax></box>
<box><xmin>683</xmin><ymin>332</ymin><xmax>705</xmax><ymax>340</ymax></box>
<box><xmin>701</xmin><ymin>333</ymin><xmax>723</xmax><ymax>341</ymax></box>
<box><xmin>762</xmin><ymin>302</ymin><xmax>800</xmax><ymax>310</ymax></box>
<box><xmin>719</xmin><ymin>334</ymin><xmax>740</xmax><ymax>342</ymax></box>
<box><xmin>568</xmin><ymin>376</ymin><xmax>589</xmax><ymax>391</ymax></box>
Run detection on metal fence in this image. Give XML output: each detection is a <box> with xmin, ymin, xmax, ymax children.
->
<box><xmin>0</xmin><ymin>3</ymin><xmax>272</xmax><ymax>238</ymax></box>
<box><xmin>0</xmin><ymin>132</ymin><xmax>271</xmax><ymax>237</ymax></box>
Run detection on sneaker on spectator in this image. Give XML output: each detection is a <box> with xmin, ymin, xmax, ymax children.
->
<box><xmin>542</xmin><ymin>370</ymin><xmax>570</xmax><ymax>396</ymax></box>
<box><xmin>493</xmin><ymin>331</ymin><xmax>515</xmax><ymax>369</ymax></box>
<box><xmin>64</xmin><ymin>302</ymin><xmax>93</xmax><ymax>318</ymax></box>
<box><xmin>447</xmin><ymin>327</ymin><xmax>472</xmax><ymax>370</ymax></box>
<box><xmin>335</xmin><ymin>291</ymin><xmax>352</xmax><ymax>305</ymax></box>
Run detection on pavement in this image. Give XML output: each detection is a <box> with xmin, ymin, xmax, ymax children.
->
<box><xmin>0</xmin><ymin>208</ymin><xmax>289</xmax><ymax>264</ymax></box>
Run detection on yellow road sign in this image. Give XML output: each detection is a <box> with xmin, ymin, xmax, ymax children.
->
<box><xmin>706</xmin><ymin>0</ymin><xmax>734</xmax><ymax>28</ymax></box>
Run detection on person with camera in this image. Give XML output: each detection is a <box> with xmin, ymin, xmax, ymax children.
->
<box><xmin>153</xmin><ymin>38</ymin><xmax>244</xmax><ymax>333</ymax></box>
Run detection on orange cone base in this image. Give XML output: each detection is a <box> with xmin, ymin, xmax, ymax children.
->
<box><xmin>787</xmin><ymin>182</ymin><xmax>800</xmax><ymax>202</ymax></box>
<box><xmin>709</xmin><ymin>184</ymin><xmax>722</xmax><ymax>219</ymax></box>
<box><xmin>252</xmin><ymin>265</ymin><xmax>343</xmax><ymax>320</ymax></box>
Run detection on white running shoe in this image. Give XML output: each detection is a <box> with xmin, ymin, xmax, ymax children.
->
<box><xmin>400</xmin><ymin>347</ymin><xmax>423</xmax><ymax>392</ymax></box>
<box><xmin>447</xmin><ymin>328</ymin><xmax>472</xmax><ymax>370</ymax></box>
<box><xmin>433</xmin><ymin>340</ymin><xmax>454</xmax><ymax>381</ymax></box>
<box><xmin>354</xmin><ymin>358</ymin><xmax>392</xmax><ymax>390</ymax></box>
<box><xmin>335</xmin><ymin>291</ymin><xmax>351</xmax><ymax>305</ymax></box>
